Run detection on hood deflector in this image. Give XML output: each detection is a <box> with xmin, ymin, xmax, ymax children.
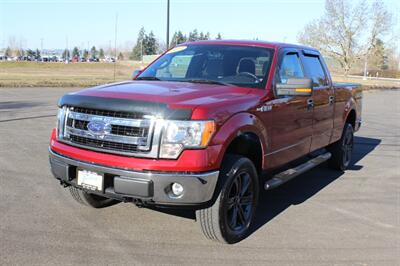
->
<box><xmin>58</xmin><ymin>94</ymin><xmax>192</xmax><ymax>120</ymax></box>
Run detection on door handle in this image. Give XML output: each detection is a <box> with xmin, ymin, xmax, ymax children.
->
<box><xmin>307</xmin><ymin>99</ymin><xmax>314</xmax><ymax>110</ymax></box>
<box><xmin>329</xmin><ymin>96</ymin><xmax>335</xmax><ymax>105</ymax></box>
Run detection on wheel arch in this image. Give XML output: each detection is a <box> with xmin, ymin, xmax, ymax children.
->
<box><xmin>211</xmin><ymin>113</ymin><xmax>268</xmax><ymax>174</ymax></box>
<box><xmin>345</xmin><ymin>108</ymin><xmax>357</xmax><ymax>129</ymax></box>
<box><xmin>343</xmin><ymin>96</ymin><xmax>357</xmax><ymax>129</ymax></box>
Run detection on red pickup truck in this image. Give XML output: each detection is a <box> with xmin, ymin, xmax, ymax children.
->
<box><xmin>49</xmin><ymin>40</ymin><xmax>362</xmax><ymax>244</ymax></box>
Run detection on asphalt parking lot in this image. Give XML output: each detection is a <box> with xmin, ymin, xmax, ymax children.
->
<box><xmin>0</xmin><ymin>87</ymin><xmax>399</xmax><ymax>265</ymax></box>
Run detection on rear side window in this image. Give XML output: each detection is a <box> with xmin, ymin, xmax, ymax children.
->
<box><xmin>302</xmin><ymin>55</ymin><xmax>328</xmax><ymax>87</ymax></box>
<box><xmin>278</xmin><ymin>53</ymin><xmax>304</xmax><ymax>84</ymax></box>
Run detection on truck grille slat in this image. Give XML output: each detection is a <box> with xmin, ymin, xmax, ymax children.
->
<box><xmin>61</xmin><ymin>107</ymin><xmax>157</xmax><ymax>156</ymax></box>
<box><xmin>72</xmin><ymin>107</ymin><xmax>144</xmax><ymax>119</ymax></box>
<box><xmin>69</xmin><ymin>119</ymin><xmax>148</xmax><ymax>138</ymax></box>
<box><xmin>66</xmin><ymin>126</ymin><xmax>148</xmax><ymax>145</ymax></box>
<box><xmin>70</xmin><ymin>135</ymin><xmax>139</xmax><ymax>153</ymax></box>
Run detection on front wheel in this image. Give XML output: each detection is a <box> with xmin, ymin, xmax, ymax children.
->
<box><xmin>328</xmin><ymin>123</ymin><xmax>354</xmax><ymax>171</ymax></box>
<box><xmin>196</xmin><ymin>155</ymin><xmax>259</xmax><ymax>244</ymax></box>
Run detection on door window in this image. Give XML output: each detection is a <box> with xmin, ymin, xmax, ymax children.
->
<box><xmin>302</xmin><ymin>55</ymin><xmax>328</xmax><ymax>87</ymax></box>
<box><xmin>278</xmin><ymin>53</ymin><xmax>304</xmax><ymax>84</ymax></box>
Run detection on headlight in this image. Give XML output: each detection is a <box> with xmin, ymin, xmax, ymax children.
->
<box><xmin>56</xmin><ymin>106</ymin><xmax>67</xmax><ymax>139</ymax></box>
<box><xmin>160</xmin><ymin>120</ymin><xmax>216</xmax><ymax>159</ymax></box>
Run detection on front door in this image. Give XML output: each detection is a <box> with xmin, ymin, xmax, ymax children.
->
<box><xmin>300</xmin><ymin>51</ymin><xmax>334</xmax><ymax>151</ymax></box>
<box><xmin>265</xmin><ymin>49</ymin><xmax>313</xmax><ymax>169</ymax></box>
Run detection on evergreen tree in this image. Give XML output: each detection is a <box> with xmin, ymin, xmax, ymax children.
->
<box><xmin>130</xmin><ymin>27</ymin><xmax>146</xmax><ymax>60</ymax></box>
<box><xmin>83</xmin><ymin>49</ymin><xmax>89</xmax><ymax>60</ymax></box>
<box><xmin>188</xmin><ymin>29</ymin><xmax>199</xmax><ymax>41</ymax></box>
<box><xmin>170</xmin><ymin>31</ymin><xmax>186</xmax><ymax>47</ymax></box>
<box><xmin>90</xmin><ymin>46</ymin><xmax>98</xmax><ymax>58</ymax></box>
<box><xmin>130</xmin><ymin>27</ymin><xmax>159</xmax><ymax>59</ymax></box>
<box><xmin>216</xmin><ymin>33</ymin><xmax>222</xmax><ymax>40</ymax></box>
<box><xmin>26</xmin><ymin>49</ymin><xmax>35</xmax><ymax>58</ymax></box>
<box><xmin>99</xmin><ymin>48</ymin><xmax>105</xmax><ymax>59</ymax></box>
<box><xmin>35</xmin><ymin>48</ymin><xmax>41</xmax><ymax>59</ymax></box>
<box><xmin>198</xmin><ymin>32</ymin><xmax>210</xmax><ymax>40</ymax></box>
<box><xmin>170</xmin><ymin>32</ymin><xmax>178</xmax><ymax>47</ymax></box>
<box><xmin>144</xmin><ymin>31</ymin><xmax>158</xmax><ymax>55</ymax></box>
<box><xmin>72</xmin><ymin>47</ymin><xmax>80</xmax><ymax>57</ymax></box>
<box><xmin>369</xmin><ymin>38</ymin><xmax>389</xmax><ymax>70</ymax></box>
<box><xmin>170</xmin><ymin>29</ymin><xmax>211</xmax><ymax>45</ymax></box>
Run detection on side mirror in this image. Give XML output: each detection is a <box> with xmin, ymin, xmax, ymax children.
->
<box><xmin>132</xmin><ymin>69</ymin><xmax>142</xmax><ymax>79</ymax></box>
<box><xmin>276</xmin><ymin>77</ymin><xmax>313</xmax><ymax>96</ymax></box>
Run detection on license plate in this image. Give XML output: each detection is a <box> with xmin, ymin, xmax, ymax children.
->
<box><xmin>77</xmin><ymin>169</ymin><xmax>103</xmax><ymax>191</ymax></box>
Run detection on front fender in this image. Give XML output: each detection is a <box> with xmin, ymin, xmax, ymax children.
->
<box><xmin>210</xmin><ymin>112</ymin><xmax>268</xmax><ymax>169</ymax></box>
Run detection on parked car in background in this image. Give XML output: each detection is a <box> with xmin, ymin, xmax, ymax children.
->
<box><xmin>103</xmin><ymin>56</ymin><xmax>115</xmax><ymax>63</ymax></box>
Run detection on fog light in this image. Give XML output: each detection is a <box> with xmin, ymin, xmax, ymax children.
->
<box><xmin>171</xmin><ymin>183</ymin><xmax>184</xmax><ymax>196</ymax></box>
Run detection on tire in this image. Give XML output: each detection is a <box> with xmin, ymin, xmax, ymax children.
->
<box><xmin>328</xmin><ymin>123</ymin><xmax>354</xmax><ymax>171</ymax></box>
<box><xmin>68</xmin><ymin>186</ymin><xmax>119</xmax><ymax>208</ymax></box>
<box><xmin>196</xmin><ymin>154</ymin><xmax>259</xmax><ymax>244</ymax></box>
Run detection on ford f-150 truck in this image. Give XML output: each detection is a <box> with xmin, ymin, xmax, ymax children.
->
<box><xmin>49</xmin><ymin>40</ymin><xmax>362</xmax><ymax>244</ymax></box>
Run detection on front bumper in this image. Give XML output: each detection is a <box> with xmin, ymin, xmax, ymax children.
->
<box><xmin>49</xmin><ymin>149</ymin><xmax>219</xmax><ymax>206</ymax></box>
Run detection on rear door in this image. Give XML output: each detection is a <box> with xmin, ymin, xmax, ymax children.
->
<box><xmin>266</xmin><ymin>49</ymin><xmax>313</xmax><ymax>169</ymax></box>
<box><xmin>301</xmin><ymin>50</ymin><xmax>334</xmax><ymax>151</ymax></box>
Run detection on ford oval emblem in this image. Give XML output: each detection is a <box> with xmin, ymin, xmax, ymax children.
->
<box><xmin>87</xmin><ymin>121</ymin><xmax>112</xmax><ymax>136</ymax></box>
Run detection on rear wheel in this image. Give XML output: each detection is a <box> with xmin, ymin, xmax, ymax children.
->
<box><xmin>196</xmin><ymin>155</ymin><xmax>259</xmax><ymax>244</ymax></box>
<box><xmin>328</xmin><ymin>123</ymin><xmax>354</xmax><ymax>171</ymax></box>
<box><xmin>69</xmin><ymin>187</ymin><xmax>119</xmax><ymax>208</ymax></box>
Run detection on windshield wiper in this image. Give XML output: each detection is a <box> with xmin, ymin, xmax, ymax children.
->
<box><xmin>136</xmin><ymin>77</ymin><xmax>230</xmax><ymax>86</ymax></box>
<box><xmin>182</xmin><ymin>79</ymin><xmax>229</xmax><ymax>86</ymax></box>
<box><xmin>136</xmin><ymin>76</ymin><xmax>161</xmax><ymax>81</ymax></box>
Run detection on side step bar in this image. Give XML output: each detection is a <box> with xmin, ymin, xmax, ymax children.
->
<box><xmin>264</xmin><ymin>152</ymin><xmax>332</xmax><ymax>190</ymax></box>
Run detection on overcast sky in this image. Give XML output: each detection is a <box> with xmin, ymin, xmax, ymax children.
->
<box><xmin>1</xmin><ymin>0</ymin><xmax>399</xmax><ymax>50</ymax></box>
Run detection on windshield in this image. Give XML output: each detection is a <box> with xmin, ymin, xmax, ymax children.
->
<box><xmin>137</xmin><ymin>44</ymin><xmax>274</xmax><ymax>89</ymax></box>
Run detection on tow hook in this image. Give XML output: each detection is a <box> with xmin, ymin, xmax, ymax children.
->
<box><xmin>130</xmin><ymin>198</ymin><xmax>146</xmax><ymax>208</ymax></box>
<box><xmin>59</xmin><ymin>180</ymin><xmax>70</xmax><ymax>188</ymax></box>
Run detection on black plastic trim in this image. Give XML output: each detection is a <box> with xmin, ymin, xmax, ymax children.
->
<box><xmin>58</xmin><ymin>94</ymin><xmax>192</xmax><ymax>120</ymax></box>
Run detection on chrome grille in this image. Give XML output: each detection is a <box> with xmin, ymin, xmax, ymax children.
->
<box><xmin>70</xmin><ymin>135</ymin><xmax>139</xmax><ymax>153</ymax></box>
<box><xmin>72</xmin><ymin>107</ymin><xmax>144</xmax><ymax>119</ymax></box>
<box><xmin>61</xmin><ymin>106</ymin><xmax>160</xmax><ymax>157</ymax></box>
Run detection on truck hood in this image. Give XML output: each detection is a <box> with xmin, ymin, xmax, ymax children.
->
<box><xmin>62</xmin><ymin>80</ymin><xmax>265</xmax><ymax>121</ymax></box>
<box><xmin>76</xmin><ymin>80</ymin><xmax>254</xmax><ymax>105</ymax></box>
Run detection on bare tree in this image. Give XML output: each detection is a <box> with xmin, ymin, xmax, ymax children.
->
<box><xmin>367</xmin><ymin>1</ymin><xmax>392</xmax><ymax>53</ymax></box>
<box><xmin>297</xmin><ymin>0</ymin><xmax>392</xmax><ymax>75</ymax></box>
<box><xmin>7</xmin><ymin>36</ymin><xmax>18</xmax><ymax>52</ymax></box>
<box><xmin>5</xmin><ymin>47</ymin><xmax>12</xmax><ymax>57</ymax></box>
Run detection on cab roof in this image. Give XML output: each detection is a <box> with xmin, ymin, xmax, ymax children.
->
<box><xmin>182</xmin><ymin>39</ymin><xmax>318</xmax><ymax>52</ymax></box>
